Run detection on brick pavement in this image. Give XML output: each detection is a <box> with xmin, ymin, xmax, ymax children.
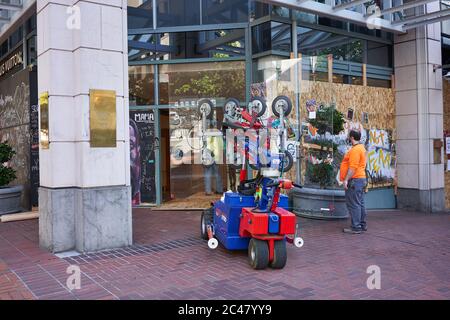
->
<box><xmin>0</xmin><ymin>209</ymin><xmax>449</xmax><ymax>300</ymax></box>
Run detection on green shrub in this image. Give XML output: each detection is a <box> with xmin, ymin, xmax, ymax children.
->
<box><xmin>0</xmin><ymin>142</ymin><xmax>17</xmax><ymax>187</ymax></box>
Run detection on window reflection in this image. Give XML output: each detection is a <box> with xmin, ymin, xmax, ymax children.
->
<box><xmin>159</xmin><ymin>61</ymin><xmax>246</xmax><ymax>106</ymax></box>
<box><xmin>252</xmin><ymin>22</ymin><xmax>291</xmax><ymax>54</ymax></box>
<box><xmin>128</xmin><ymin>30</ymin><xmax>245</xmax><ymax>62</ymax></box>
<box><xmin>202</xmin><ymin>0</ymin><xmax>248</xmax><ymax>24</ymax></box>
<box><xmin>129</xmin><ymin>65</ymin><xmax>155</xmax><ymax>106</ymax></box>
<box><xmin>157</xmin><ymin>0</ymin><xmax>200</xmax><ymax>27</ymax></box>
<box><xmin>128</xmin><ymin>0</ymin><xmax>154</xmax><ymax>29</ymax></box>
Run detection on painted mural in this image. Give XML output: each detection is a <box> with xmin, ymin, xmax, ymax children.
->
<box><xmin>0</xmin><ymin>69</ymin><xmax>32</xmax><ymax>209</ymax></box>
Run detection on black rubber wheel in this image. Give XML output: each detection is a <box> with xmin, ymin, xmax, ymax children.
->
<box><xmin>248</xmin><ymin>238</ymin><xmax>269</xmax><ymax>270</ymax></box>
<box><xmin>201</xmin><ymin>208</ymin><xmax>213</xmax><ymax>240</ymax></box>
<box><xmin>198</xmin><ymin>99</ymin><xmax>214</xmax><ymax>120</ymax></box>
<box><xmin>248</xmin><ymin>97</ymin><xmax>267</xmax><ymax>118</ymax></box>
<box><xmin>223</xmin><ymin>98</ymin><xmax>241</xmax><ymax>119</ymax></box>
<box><xmin>272</xmin><ymin>96</ymin><xmax>293</xmax><ymax>117</ymax></box>
<box><xmin>270</xmin><ymin>240</ymin><xmax>287</xmax><ymax>269</ymax></box>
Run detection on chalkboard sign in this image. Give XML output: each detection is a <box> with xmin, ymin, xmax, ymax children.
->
<box><xmin>29</xmin><ymin>67</ymin><xmax>39</xmax><ymax>207</ymax></box>
<box><xmin>130</xmin><ymin>110</ymin><xmax>156</xmax><ymax>205</ymax></box>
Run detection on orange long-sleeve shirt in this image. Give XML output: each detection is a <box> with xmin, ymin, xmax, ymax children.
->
<box><xmin>340</xmin><ymin>144</ymin><xmax>367</xmax><ymax>181</ymax></box>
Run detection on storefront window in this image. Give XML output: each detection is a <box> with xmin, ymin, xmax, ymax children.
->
<box><xmin>158</xmin><ymin>61</ymin><xmax>245</xmax><ymax>206</ymax></box>
<box><xmin>297</xmin><ymin>27</ymin><xmax>363</xmax><ymax>64</ymax></box>
<box><xmin>202</xmin><ymin>0</ymin><xmax>248</xmax><ymax>24</ymax></box>
<box><xmin>252</xmin><ymin>54</ymin><xmax>397</xmax><ymax>213</ymax></box>
<box><xmin>159</xmin><ymin>61</ymin><xmax>246</xmax><ymax>105</ymax></box>
<box><xmin>128</xmin><ymin>0</ymin><xmax>154</xmax><ymax>29</ymax></box>
<box><xmin>129</xmin><ymin>65</ymin><xmax>155</xmax><ymax>106</ymax></box>
<box><xmin>157</xmin><ymin>0</ymin><xmax>200</xmax><ymax>27</ymax></box>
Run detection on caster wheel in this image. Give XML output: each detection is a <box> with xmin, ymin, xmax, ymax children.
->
<box><xmin>208</xmin><ymin>238</ymin><xmax>218</xmax><ymax>249</ymax></box>
<box><xmin>272</xmin><ymin>96</ymin><xmax>293</xmax><ymax>117</ymax></box>
<box><xmin>294</xmin><ymin>237</ymin><xmax>304</xmax><ymax>248</ymax></box>
<box><xmin>248</xmin><ymin>238</ymin><xmax>269</xmax><ymax>270</ymax></box>
<box><xmin>270</xmin><ymin>240</ymin><xmax>287</xmax><ymax>269</ymax></box>
<box><xmin>201</xmin><ymin>208</ymin><xmax>213</xmax><ymax>240</ymax></box>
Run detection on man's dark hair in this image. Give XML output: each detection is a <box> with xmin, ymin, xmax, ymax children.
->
<box><xmin>349</xmin><ymin>130</ymin><xmax>361</xmax><ymax>141</ymax></box>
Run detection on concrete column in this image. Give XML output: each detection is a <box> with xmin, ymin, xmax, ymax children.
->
<box><xmin>37</xmin><ymin>0</ymin><xmax>132</xmax><ymax>252</ymax></box>
<box><xmin>394</xmin><ymin>2</ymin><xmax>445</xmax><ymax>212</ymax></box>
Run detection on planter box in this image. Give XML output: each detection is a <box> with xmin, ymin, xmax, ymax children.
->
<box><xmin>0</xmin><ymin>186</ymin><xmax>23</xmax><ymax>216</ymax></box>
<box><xmin>290</xmin><ymin>186</ymin><xmax>348</xmax><ymax>220</ymax></box>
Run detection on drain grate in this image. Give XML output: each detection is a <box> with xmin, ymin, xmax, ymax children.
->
<box><xmin>64</xmin><ymin>237</ymin><xmax>204</xmax><ymax>262</ymax></box>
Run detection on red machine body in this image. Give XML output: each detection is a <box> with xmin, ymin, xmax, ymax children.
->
<box><xmin>239</xmin><ymin>206</ymin><xmax>296</xmax><ymax>262</ymax></box>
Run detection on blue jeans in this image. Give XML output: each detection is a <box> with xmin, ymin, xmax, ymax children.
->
<box><xmin>345</xmin><ymin>178</ymin><xmax>367</xmax><ymax>231</ymax></box>
<box><xmin>204</xmin><ymin>163</ymin><xmax>223</xmax><ymax>194</ymax></box>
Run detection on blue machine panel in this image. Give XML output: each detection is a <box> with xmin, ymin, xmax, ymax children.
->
<box><xmin>268</xmin><ymin>213</ymin><xmax>280</xmax><ymax>234</ymax></box>
<box><xmin>213</xmin><ymin>192</ymin><xmax>289</xmax><ymax>250</ymax></box>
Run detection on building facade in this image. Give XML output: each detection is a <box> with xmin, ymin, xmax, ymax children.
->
<box><xmin>0</xmin><ymin>0</ymin><xmax>448</xmax><ymax>253</ymax></box>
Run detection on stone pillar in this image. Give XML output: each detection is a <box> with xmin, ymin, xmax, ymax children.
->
<box><xmin>37</xmin><ymin>0</ymin><xmax>132</xmax><ymax>252</ymax></box>
<box><xmin>394</xmin><ymin>2</ymin><xmax>445</xmax><ymax>212</ymax></box>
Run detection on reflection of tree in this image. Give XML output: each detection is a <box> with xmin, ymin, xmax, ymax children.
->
<box><xmin>173</xmin><ymin>69</ymin><xmax>245</xmax><ymax>100</ymax></box>
<box><xmin>130</xmin><ymin>75</ymin><xmax>153</xmax><ymax>105</ymax></box>
<box><xmin>317</xmin><ymin>41</ymin><xmax>363</xmax><ymax>63</ymax></box>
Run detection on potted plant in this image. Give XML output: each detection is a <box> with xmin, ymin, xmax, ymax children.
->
<box><xmin>291</xmin><ymin>104</ymin><xmax>349</xmax><ymax>219</ymax></box>
<box><xmin>0</xmin><ymin>142</ymin><xmax>23</xmax><ymax>215</ymax></box>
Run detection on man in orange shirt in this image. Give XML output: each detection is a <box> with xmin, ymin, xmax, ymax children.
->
<box><xmin>339</xmin><ymin>130</ymin><xmax>367</xmax><ymax>234</ymax></box>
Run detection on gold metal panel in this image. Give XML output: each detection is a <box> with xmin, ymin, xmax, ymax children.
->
<box><xmin>39</xmin><ymin>92</ymin><xmax>49</xmax><ymax>149</ymax></box>
<box><xmin>90</xmin><ymin>89</ymin><xmax>117</xmax><ymax>148</ymax></box>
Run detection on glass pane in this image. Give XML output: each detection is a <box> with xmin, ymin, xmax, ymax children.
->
<box><xmin>297</xmin><ymin>26</ymin><xmax>363</xmax><ymax>64</ymax></box>
<box><xmin>158</xmin><ymin>61</ymin><xmax>245</xmax><ymax>207</ymax></box>
<box><xmin>27</xmin><ymin>36</ymin><xmax>37</xmax><ymax>66</ymax></box>
<box><xmin>128</xmin><ymin>33</ymin><xmax>157</xmax><ymax>62</ymax></box>
<box><xmin>367</xmin><ymin>41</ymin><xmax>393</xmax><ymax>68</ymax></box>
<box><xmin>202</xmin><ymin>0</ymin><xmax>248</xmax><ymax>24</ymax></box>
<box><xmin>252</xmin><ymin>21</ymin><xmax>291</xmax><ymax>54</ymax></box>
<box><xmin>159</xmin><ymin>61</ymin><xmax>246</xmax><ymax>105</ymax></box>
<box><xmin>129</xmin><ymin>65</ymin><xmax>155</xmax><ymax>106</ymax></box>
<box><xmin>128</xmin><ymin>0</ymin><xmax>153</xmax><ymax>29</ymax></box>
<box><xmin>250</xmin><ymin>0</ymin><xmax>270</xmax><ymax>21</ymax></box>
<box><xmin>157</xmin><ymin>29</ymin><xmax>245</xmax><ymax>60</ymax></box>
<box><xmin>157</xmin><ymin>0</ymin><xmax>200</xmax><ymax>27</ymax></box>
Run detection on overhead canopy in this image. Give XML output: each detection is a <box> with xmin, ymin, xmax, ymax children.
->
<box><xmin>259</xmin><ymin>0</ymin><xmax>450</xmax><ymax>33</ymax></box>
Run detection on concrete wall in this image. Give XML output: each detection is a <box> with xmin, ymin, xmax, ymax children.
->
<box><xmin>393</xmin><ymin>5</ymin><xmax>446</xmax><ymax>213</ymax></box>
<box><xmin>37</xmin><ymin>0</ymin><xmax>132</xmax><ymax>253</ymax></box>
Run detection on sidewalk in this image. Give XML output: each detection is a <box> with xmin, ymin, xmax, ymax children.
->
<box><xmin>0</xmin><ymin>209</ymin><xmax>449</xmax><ymax>300</ymax></box>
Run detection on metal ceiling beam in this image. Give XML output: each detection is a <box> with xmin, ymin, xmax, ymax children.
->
<box><xmin>403</xmin><ymin>11</ymin><xmax>450</xmax><ymax>29</ymax></box>
<box><xmin>0</xmin><ymin>2</ymin><xmax>23</xmax><ymax>11</ymax></box>
<box><xmin>334</xmin><ymin>0</ymin><xmax>372</xmax><ymax>11</ymax></box>
<box><xmin>258</xmin><ymin>0</ymin><xmax>404</xmax><ymax>32</ymax></box>
<box><xmin>392</xmin><ymin>7</ymin><xmax>450</xmax><ymax>25</ymax></box>
<box><xmin>379</xmin><ymin>0</ymin><xmax>433</xmax><ymax>16</ymax></box>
